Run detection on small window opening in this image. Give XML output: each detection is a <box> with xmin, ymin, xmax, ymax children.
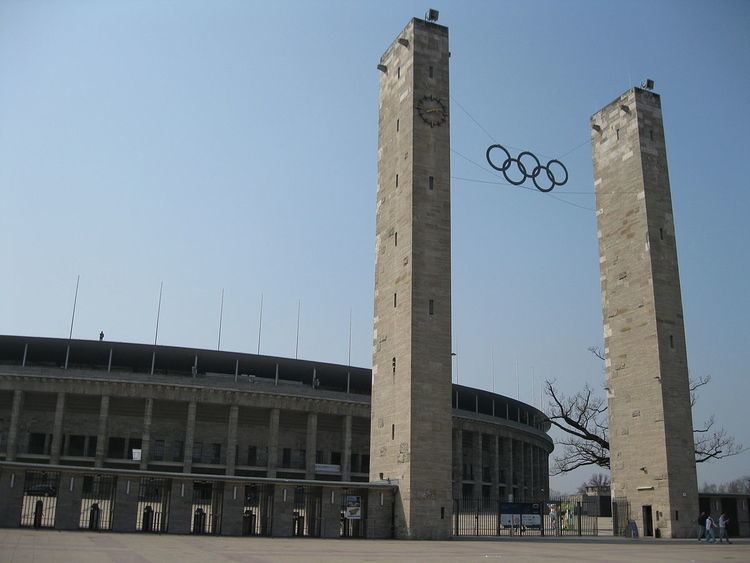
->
<box><xmin>659</xmin><ymin>228</ymin><xmax>664</xmax><ymax>240</ymax></box>
<box><xmin>394</xmin><ymin>293</ymin><xmax>397</xmax><ymax>308</ymax></box>
<box><xmin>441</xmin><ymin>506</ymin><xmax>445</xmax><ymax>519</ymax></box>
<box><xmin>649</xmin><ymin>129</ymin><xmax>654</xmax><ymax>141</ymax></box>
<box><xmin>391</xmin><ymin>424</ymin><xmax>395</xmax><ymax>440</ymax></box>
<box><xmin>429</xmin><ymin>176</ymin><xmax>434</xmax><ymax>190</ymax></box>
<box><xmin>676</xmin><ymin>510</ymin><xmax>679</xmax><ymax>521</ymax></box>
<box><xmin>392</xmin><ymin>357</ymin><xmax>396</xmax><ymax>376</ymax></box>
<box><xmin>429</xmin><ymin>65</ymin><xmax>434</xmax><ymax>78</ymax></box>
<box><xmin>616</xmin><ymin>128</ymin><xmax>620</xmax><ymax>140</ymax></box>
<box><xmin>396</xmin><ymin>118</ymin><xmax>399</xmax><ymax>132</ymax></box>
<box><xmin>397</xmin><ymin>67</ymin><xmax>400</xmax><ymax>79</ymax></box>
<box><xmin>669</xmin><ymin>335</ymin><xmax>674</xmax><ymax>349</ymax></box>
<box><xmin>395</xmin><ymin>174</ymin><xmax>399</xmax><ymax>187</ymax></box>
<box><xmin>429</xmin><ymin>299</ymin><xmax>434</xmax><ymax>315</ymax></box>
<box><xmin>394</xmin><ymin>232</ymin><xmax>398</xmax><ymax>246</ymax></box>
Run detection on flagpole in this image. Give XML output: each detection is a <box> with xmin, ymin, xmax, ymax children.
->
<box><xmin>295</xmin><ymin>299</ymin><xmax>301</xmax><ymax>359</ymax></box>
<box><xmin>65</xmin><ymin>274</ymin><xmax>80</xmax><ymax>369</ymax></box>
<box><xmin>256</xmin><ymin>293</ymin><xmax>263</xmax><ymax>355</ymax></box>
<box><xmin>151</xmin><ymin>281</ymin><xmax>163</xmax><ymax>375</ymax></box>
<box><xmin>217</xmin><ymin>288</ymin><xmax>224</xmax><ymax>351</ymax></box>
<box><xmin>68</xmin><ymin>274</ymin><xmax>80</xmax><ymax>340</ymax></box>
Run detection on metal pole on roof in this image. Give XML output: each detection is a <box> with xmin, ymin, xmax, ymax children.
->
<box><xmin>347</xmin><ymin>308</ymin><xmax>352</xmax><ymax>366</ymax></box>
<box><xmin>68</xmin><ymin>274</ymin><xmax>80</xmax><ymax>340</ymax></box>
<box><xmin>217</xmin><ymin>288</ymin><xmax>224</xmax><ymax>351</ymax></box>
<box><xmin>65</xmin><ymin>275</ymin><xmax>80</xmax><ymax>369</ymax></box>
<box><xmin>153</xmin><ymin>282</ymin><xmax>163</xmax><ymax>347</ymax></box>
<box><xmin>295</xmin><ymin>299</ymin><xmax>301</xmax><ymax>359</ymax></box>
<box><xmin>491</xmin><ymin>345</ymin><xmax>495</xmax><ymax>393</ymax></box>
<box><xmin>151</xmin><ymin>281</ymin><xmax>163</xmax><ymax>376</ymax></box>
<box><xmin>256</xmin><ymin>293</ymin><xmax>263</xmax><ymax>355</ymax></box>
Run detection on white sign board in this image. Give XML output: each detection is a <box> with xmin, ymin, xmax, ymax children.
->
<box><xmin>131</xmin><ymin>449</ymin><xmax>142</xmax><ymax>461</ymax></box>
<box><xmin>345</xmin><ymin>495</ymin><xmax>362</xmax><ymax>520</ymax></box>
<box><xmin>314</xmin><ymin>463</ymin><xmax>340</xmax><ymax>474</ymax></box>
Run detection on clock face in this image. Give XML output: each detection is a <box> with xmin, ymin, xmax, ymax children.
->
<box><xmin>417</xmin><ymin>95</ymin><xmax>447</xmax><ymax>127</ymax></box>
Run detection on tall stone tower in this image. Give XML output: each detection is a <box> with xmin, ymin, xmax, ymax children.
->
<box><xmin>370</xmin><ymin>17</ymin><xmax>452</xmax><ymax>539</ymax></box>
<box><xmin>592</xmin><ymin>87</ymin><xmax>698</xmax><ymax>538</ymax></box>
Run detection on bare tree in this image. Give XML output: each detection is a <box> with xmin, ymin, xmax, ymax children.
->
<box><xmin>577</xmin><ymin>473</ymin><xmax>611</xmax><ymax>494</ymax></box>
<box><xmin>700</xmin><ymin>475</ymin><xmax>750</xmax><ymax>494</ymax></box>
<box><xmin>544</xmin><ymin>350</ymin><xmax>746</xmax><ymax>475</ymax></box>
<box><xmin>545</xmin><ymin>380</ymin><xmax>609</xmax><ymax>475</ymax></box>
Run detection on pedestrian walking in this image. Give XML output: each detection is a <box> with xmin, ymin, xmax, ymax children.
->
<box><xmin>697</xmin><ymin>511</ymin><xmax>707</xmax><ymax>541</ymax></box>
<box><xmin>718</xmin><ymin>512</ymin><xmax>732</xmax><ymax>544</ymax></box>
<box><xmin>705</xmin><ymin>513</ymin><xmax>717</xmax><ymax>543</ymax></box>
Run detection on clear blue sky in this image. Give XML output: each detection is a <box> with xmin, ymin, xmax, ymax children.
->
<box><xmin>1</xmin><ymin>0</ymin><xmax>748</xmax><ymax>493</ymax></box>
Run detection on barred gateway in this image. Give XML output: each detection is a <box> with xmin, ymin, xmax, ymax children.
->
<box><xmin>0</xmin><ymin>334</ymin><xmax>552</xmax><ymax>537</ymax></box>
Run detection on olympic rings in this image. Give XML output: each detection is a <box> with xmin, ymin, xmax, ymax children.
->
<box><xmin>485</xmin><ymin>144</ymin><xmax>568</xmax><ymax>192</ymax></box>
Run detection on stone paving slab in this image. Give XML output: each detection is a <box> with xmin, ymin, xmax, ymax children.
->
<box><xmin>0</xmin><ymin>529</ymin><xmax>748</xmax><ymax>563</ymax></box>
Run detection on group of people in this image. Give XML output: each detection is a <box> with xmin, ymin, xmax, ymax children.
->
<box><xmin>697</xmin><ymin>511</ymin><xmax>732</xmax><ymax>544</ymax></box>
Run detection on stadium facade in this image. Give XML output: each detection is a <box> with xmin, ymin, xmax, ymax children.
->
<box><xmin>0</xmin><ymin>335</ymin><xmax>551</xmax><ymax>537</ymax></box>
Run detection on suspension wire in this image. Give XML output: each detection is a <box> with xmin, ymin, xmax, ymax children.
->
<box><xmin>451</xmin><ymin>175</ymin><xmax>642</xmax><ymax>196</ymax></box>
<box><xmin>450</xmin><ymin>94</ymin><xmax>590</xmax><ymax>160</ymax></box>
<box><xmin>450</xmin><ymin>95</ymin><xmax>497</xmax><ymax>143</ymax></box>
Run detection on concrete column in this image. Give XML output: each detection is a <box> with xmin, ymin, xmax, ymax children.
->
<box><xmin>271</xmin><ymin>484</ymin><xmax>293</xmax><ymax>537</ymax></box>
<box><xmin>504</xmin><ymin>437</ymin><xmax>513</xmax><ymax>501</ymax></box>
<box><xmin>55</xmin><ymin>472</ymin><xmax>84</xmax><ymax>530</ymax></box>
<box><xmin>267</xmin><ymin>408</ymin><xmax>280</xmax><ymax>478</ymax></box>
<box><xmin>226</xmin><ymin>405</ymin><xmax>239</xmax><ymax>476</ymax></box>
<box><xmin>95</xmin><ymin>395</ymin><xmax>110</xmax><ymax>468</ymax></box>
<box><xmin>473</xmin><ymin>431</ymin><xmax>482</xmax><ymax>489</ymax></box>
<box><xmin>183</xmin><ymin>400</ymin><xmax>197</xmax><ymax>473</ymax></box>
<box><xmin>6</xmin><ymin>390</ymin><xmax>24</xmax><ymax>461</ymax></box>
<box><xmin>221</xmin><ymin>482</ymin><xmax>244</xmax><ymax>536</ymax></box>
<box><xmin>452</xmin><ymin>425</ymin><xmax>463</xmax><ymax>498</ymax></box>
<box><xmin>112</xmin><ymin>476</ymin><xmax>138</xmax><ymax>533</ymax></box>
<box><xmin>169</xmin><ymin>479</ymin><xmax>193</xmax><ymax>534</ymax></box>
<box><xmin>519</xmin><ymin>441</ymin><xmax>526</xmax><ymax>502</ymax></box>
<box><xmin>321</xmin><ymin>488</ymin><xmax>341</xmax><ymax>538</ymax></box>
<box><xmin>0</xmin><ymin>470</ymin><xmax>24</xmax><ymax>527</ymax></box>
<box><xmin>49</xmin><ymin>392</ymin><xmax>66</xmax><ymax>464</ymax></box>
<box><xmin>139</xmin><ymin>398</ymin><xmax>154</xmax><ymax>470</ymax></box>
<box><xmin>341</xmin><ymin>414</ymin><xmax>352</xmax><ymax>481</ymax></box>
<box><xmin>305</xmin><ymin>412</ymin><xmax>317</xmax><ymax>480</ymax></box>
<box><xmin>529</xmin><ymin>446</ymin><xmax>536</xmax><ymax>500</ymax></box>
<box><xmin>491</xmin><ymin>434</ymin><xmax>500</xmax><ymax>499</ymax></box>
<box><xmin>367</xmin><ymin>488</ymin><xmax>394</xmax><ymax>539</ymax></box>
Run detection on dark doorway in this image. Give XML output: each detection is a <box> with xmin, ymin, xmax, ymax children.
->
<box><xmin>642</xmin><ymin>505</ymin><xmax>653</xmax><ymax>536</ymax></box>
<box><xmin>720</xmin><ymin>497</ymin><xmax>739</xmax><ymax>537</ymax></box>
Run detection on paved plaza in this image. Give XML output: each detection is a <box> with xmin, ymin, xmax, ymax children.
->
<box><xmin>0</xmin><ymin>530</ymin><xmax>748</xmax><ymax>563</ymax></box>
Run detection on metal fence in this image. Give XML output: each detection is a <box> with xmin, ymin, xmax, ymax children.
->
<box><xmin>242</xmin><ymin>484</ymin><xmax>273</xmax><ymax>536</ymax></box>
<box><xmin>453</xmin><ymin>497</ymin><xmax>600</xmax><ymax>537</ymax></box>
<box><xmin>611</xmin><ymin>497</ymin><xmax>631</xmax><ymax>537</ymax></box>
<box><xmin>191</xmin><ymin>481</ymin><xmax>223</xmax><ymax>535</ymax></box>
<box><xmin>20</xmin><ymin>471</ymin><xmax>60</xmax><ymax>529</ymax></box>
<box><xmin>291</xmin><ymin>485</ymin><xmax>323</xmax><ymax>537</ymax></box>
<box><xmin>136</xmin><ymin>477</ymin><xmax>171</xmax><ymax>532</ymax></box>
<box><xmin>544</xmin><ymin>498</ymin><xmax>599</xmax><ymax>536</ymax></box>
<box><xmin>340</xmin><ymin>488</ymin><xmax>368</xmax><ymax>538</ymax></box>
<box><xmin>79</xmin><ymin>475</ymin><xmax>117</xmax><ymax>531</ymax></box>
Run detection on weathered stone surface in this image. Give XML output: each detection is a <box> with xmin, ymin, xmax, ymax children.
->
<box><xmin>369</xmin><ymin>17</ymin><xmax>454</xmax><ymax>540</ymax></box>
<box><xmin>592</xmin><ymin>87</ymin><xmax>698</xmax><ymax>538</ymax></box>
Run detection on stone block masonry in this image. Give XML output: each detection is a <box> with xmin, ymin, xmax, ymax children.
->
<box><xmin>592</xmin><ymin>87</ymin><xmax>698</xmax><ymax>538</ymax></box>
<box><xmin>370</xmin><ymin>17</ymin><xmax>453</xmax><ymax>539</ymax></box>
